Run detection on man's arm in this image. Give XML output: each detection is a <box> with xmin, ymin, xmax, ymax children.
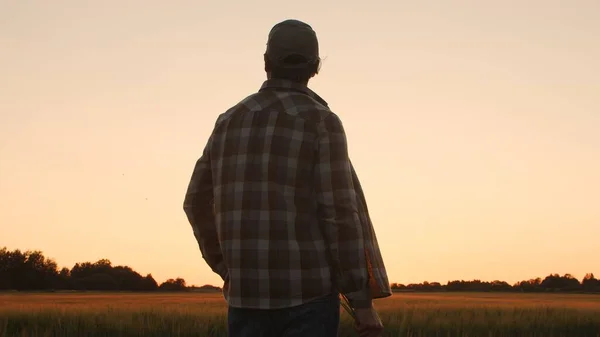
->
<box><xmin>183</xmin><ymin>137</ymin><xmax>227</xmax><ymax>281</ymax></box>
<box><xmin>314</xmin><ymin>113</ymin><xmax>371</xmax><ymax>308</ymax></box>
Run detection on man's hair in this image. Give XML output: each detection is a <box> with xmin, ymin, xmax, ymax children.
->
<box><xmin>265</xmin><ymin>54</ymin><xmax>321</xmax><ymax>83</ymax></box>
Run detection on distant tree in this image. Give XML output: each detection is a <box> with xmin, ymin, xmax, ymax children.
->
<box><xmin>514</xmin><ymin>278</ymin><xmax>542</xmax><ymax>292</ymax></box>
<box><xmin>540</xmin><ymin>274</ymin><xmax>581</xmax><ymax>292</ymax></box>
<box><xmin>390</xmin><ymin>283</ymin><xmax>407</xmax><ymax>291</ymax></box>
<box><xmin>449</xmin><ymin>280</ymin><xmax>471</xmax><ymax>291</ymax></box>
<box><xmin>428</xmin><ymin>282</ymin><xmax>443</xmax><ymax>291</ymax></box>
<box><xmin>406</xmin><ymin>283</ymin><xmax>420</xmax><ymax>291</ymax></box>
<box><xmin>69</xmin><ymin>259</ymin><xmax>159</xmax><ymax>291</ymax></box>
<box><xmin>73</xmin><ymin>273</ymin><xmax>119</xmax><ymax>291</ymax></box>
<box><xmin>405</xmin><ymin>281</ymin><xmax>443</xmax><ymax>292</ymax></box>
<box><xmin>3</xmin><ymin>245</ymin><xmax>598</xmax><ymax>294</ymax></box>
<box><xmin>159</xmin><ymin>278</ymin><xmax>187</xmax><ymax>291</ymax></box>
<box><xmin>0</xmin><ymin>249</ymin><xmax>27</xmax><ymax>289</ymax></box>
<box><xmin>190</xmin><ymin>284</ymin><xmax>221</xmax><ymax>292</ymax></box>
<box><xmin>0</xmin><ymin>249</ymin><xmax>60</xmax><ymax>290</ymax></box>
<box><xmin>0</xmin><ymin>247</ymin><xmax>11</xmax><ymax>289</ymax></box>
<box><xmin>490</xmin><ymin>280</ymin><xmax>512</xmax><ymax>292</ymax></box>
<box><xmin>582</xmin><ymin>273</ymin><xmax>600</xmax><ymax>293</ymax></box>
<box><xmin>71</xmin><ymin>259</ymin><xmax>113</xmax><ymax>280</ymax></box>
<box><xmin>111</xmin><ymin>265</ymin><xmax>144</xmax><ymax>290</ymax></box>
<box><xmin>23</xmin><ymin>251</ymin><xmax>60</xmax><ymax>289</ymax></box>
<box><xmin>56</xmin><ymin>267</ymin><xmax>72</xmax><ymax>290</ymax></box>
<box><xmin>141</xmin><ymin>274</ymin><xmax>159</xmax><ymax>291</ymax></box>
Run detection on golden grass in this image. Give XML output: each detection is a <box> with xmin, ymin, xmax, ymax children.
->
<box><xmin>1</xmin><ymin>292</ymin><xmax>599</xmax><ymax>336</ymax></box>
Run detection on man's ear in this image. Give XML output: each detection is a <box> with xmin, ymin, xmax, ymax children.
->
<box><xmin>310</xmin><ymin>60</ymin><xmax>320</xmax><ymax>78</ymax></box>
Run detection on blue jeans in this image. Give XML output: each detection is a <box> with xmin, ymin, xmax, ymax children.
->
<box><xmin>227</xmin><ymin>293</ymin><xmax>340</xmax><ymax>337</ymax></box>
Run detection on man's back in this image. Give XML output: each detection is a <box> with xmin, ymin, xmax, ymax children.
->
<box><xmin>184</xmin><ymin>19</ymin><xmax>390</xmax><ymax>336</ymax></box>
<box><xmin>208</xmin><ymin>79</ymin><xmax>359</xmax><ymax>309</ymax></box>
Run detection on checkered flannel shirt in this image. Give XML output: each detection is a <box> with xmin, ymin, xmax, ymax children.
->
<box><xmin>183</xmin><ymin>79</ymin><xmax>391</xmax><ymax>309</ymax></box>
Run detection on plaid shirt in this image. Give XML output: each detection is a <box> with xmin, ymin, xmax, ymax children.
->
<box><xmin>183</xmin><ymin>79</ymin><xmax>391</xmax><ymax>309</ymax></box>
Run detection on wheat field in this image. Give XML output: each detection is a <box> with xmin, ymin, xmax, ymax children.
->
<box><xmin>1</xmin><ymin>292</ymin><xmax>599</xmax><ymax>337</ymax></box>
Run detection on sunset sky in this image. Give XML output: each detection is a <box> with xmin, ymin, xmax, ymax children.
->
<box><xmin>1</xmin><ymin>1</ymin><xmax>599</xmax><ymax>288</ymax></box>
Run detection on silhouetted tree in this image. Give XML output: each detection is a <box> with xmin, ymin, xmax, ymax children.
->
<box><xmin>390</xmin><ymin>283</ymin><xmax>407</xmax><ymax>291</ymax></box>
<box><xmin>56</xmin><ymin>267</ymin><xmax>71</xmax><ymax>290</ymax></box>
<box><xmin>0</xmin><ymin>248</ymin><xmax>26</xmax><ymax>289</ymax></box>
<box><xmin>141</xmin><ymin>274</ymin><xmax>159</xmax><ymax>291</ymax></box>
<box><xmin>3</xmin><ymin>246</ymin><xmax>598</xmax><ymax>294</ymax></box>
<box><xmin>490</xmin><ymin>280</ymin><xmax>512</xmax><ymax>292</ymax></box>
<box><xmin>71</xmin><ymin>259</ymin><xmax>112</xmax><ymax>280</ymax></box>
<box><xmin>514</xmin><ymin>278</ymin><xmax>543</xmax><ymax>292</ymax></box>
<box><xmin>0</xmin><ymin>247</ymin><xmax>11</xmax><ymax>289</ymax></box>
<box><xmin>189</xmin><ymin>284</ymin><xmax>221</xmax><ymax>292</ymax></box>
<box><xmin>0</xmin><ymin>248</ymin><xmax>166</xmax><ymax>291</ymax></box>
<box><xmin>111</xmin><ymin>266</ymin><xmax>144</xmax><ymax>290</ymax></box>
<box><xmin>540</xmin><ymin>274</ymin><xmax>581</xmax><ymax>292</ymax></box>
<box><xmin>0</xmin><ymin>248</ymin><xmax>60</xmax><ymax>290</ymax></box>
<box><xmin>159</xmin><ymin>278</ymin><xmax>187</xmax><ymax>291</ymax></box>
<box><xmin>446</xmin><ymin>280</ymin><xmax>493</xmax><ymax>292</ymax></box>
<box><xmin>73</xmin><ymin>273</ymin><xmax>119</xmax><ymax>291</ymax></box>
<box><xmin>67</xmin><ymin>259</ymin><xmax>157</xmax><ymax>291</ymax></box>
<box><xmin>582</xmin><ymin>273</ymin><xmax>600</xmax><ymax>292</ymax></box>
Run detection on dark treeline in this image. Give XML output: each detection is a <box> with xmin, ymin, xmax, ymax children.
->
<box><xmin>2</xmin><ymin>247</ymin><xmax>599</xmax><ymax>293</ymax></box>
<box><xmin>0</xmin><ymin>247</ymin><xmax>214</xmax><ymax>292</ymax></box>
<box><xmin>392</xmin><ymin>273</ymin><xmax>600</xmax><ymax>293</ymax></box>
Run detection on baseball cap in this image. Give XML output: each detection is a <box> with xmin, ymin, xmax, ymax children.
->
<box><xmin>265</xmin><ymin>19</ymin><xmax>319</xmax><ymax>69</ymax></box>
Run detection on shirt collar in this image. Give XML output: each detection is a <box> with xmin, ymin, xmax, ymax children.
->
<box><xmin>259</xmin><ymin>79</ymin><xmax>329</xmax><ymax>107</ymax></box>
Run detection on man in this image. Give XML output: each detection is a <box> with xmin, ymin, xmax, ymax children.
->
<box><xmin>183</xmin><ymin>19</ymin><xmax>391</xmax><ymax>337</ymax></box>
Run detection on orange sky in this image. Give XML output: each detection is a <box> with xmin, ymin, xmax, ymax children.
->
<box><xmin>1</xmin><ymin>1</ymin><xmax>599</xmax><ymax>287</ymax></box>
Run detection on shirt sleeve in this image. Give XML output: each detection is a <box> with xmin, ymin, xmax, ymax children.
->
<box><xmin>314</xmin><ymin>113</ymin><xmax>370</xmax><ymax>307</ymax></box>
<box><xmin>183</xmin><ymin>135</ymin><xmax>227</xmax><ymax>281</ymax></box>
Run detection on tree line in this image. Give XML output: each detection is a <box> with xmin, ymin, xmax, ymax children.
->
<box><xmin>391</xmin><ymin>273</ymin><xmax>600</xmax><ymax>293</ymax></box>
<box><xmin>1</xmin><ymin>247</ymin><xmax>598</xmax><ymax>293</ymax></box>
<box><xmin>0</xmin><ymin>247</ymin><xmax>216</xmax><ymax>292</ymax></box>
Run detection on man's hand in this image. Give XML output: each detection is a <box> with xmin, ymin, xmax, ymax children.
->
<box><xmin>354</xmin><ymin>307</ymin><xmax>384</xmax><ymax>337</ymax></box>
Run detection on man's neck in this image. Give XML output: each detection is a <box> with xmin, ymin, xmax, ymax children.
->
<box><xmin>266</xmin><ymin>76</ymin><xmax>309</xmax><ymax>87</ymax></box>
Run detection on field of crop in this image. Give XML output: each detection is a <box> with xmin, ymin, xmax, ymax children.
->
<box><xmin>1</xmin><ymin>291</ymin><xmax>599</xmax><ymax>337</ymax></box>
